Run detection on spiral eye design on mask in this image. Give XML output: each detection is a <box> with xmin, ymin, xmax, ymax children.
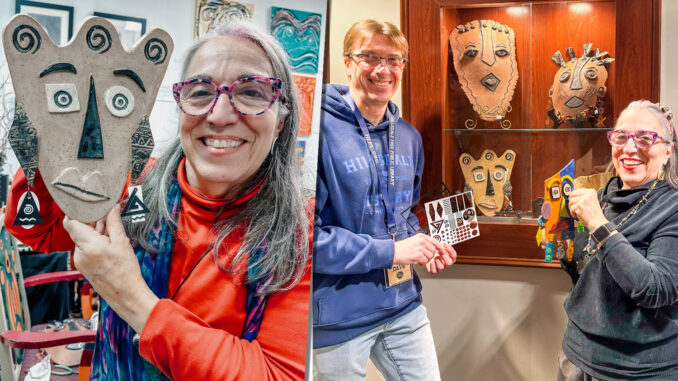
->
<box><xmin>45</xmin><ymin>83</ymin><xmax>80</xmax><ymax>113</ymax></box>
<box><xmin>584</xmin><ymin>68</ymin><xmax>598</xmax><ymax>80</ymax></box>
<box><xmin>493</xmin><ymin>169</ymin><xmax>504</xmax><ymax>181</ymax></box>
<box><xmin>559</xmin><ymin>71</ymin><xmax>571</xmax><ymax>83</ymax></box>
<box><xmin>105</xmin><ymin>86</ymin><xmax>135</xmax><ymax>117</ymax></box>
<box><xmin>54</xmin><ymin>91</ymin><xmax>72</xmax><ymax>107</ymax></box>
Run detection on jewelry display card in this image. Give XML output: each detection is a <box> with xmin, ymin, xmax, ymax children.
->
<box><xmin>425</xmin><ymin>191</ymin><xmax>479</xmax><ymax>245</ymax></box>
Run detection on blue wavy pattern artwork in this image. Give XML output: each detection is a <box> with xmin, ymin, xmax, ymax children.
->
<box><xmin>271</xmin><ymin>7</ymin><xmax>321</xmax><ymax>74</ymax></box>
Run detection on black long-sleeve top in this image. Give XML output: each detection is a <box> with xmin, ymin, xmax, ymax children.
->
<box><xmin>562</xmin><ymin>177</ymin><xmax>678</xmax><ymax>380</ymax></box>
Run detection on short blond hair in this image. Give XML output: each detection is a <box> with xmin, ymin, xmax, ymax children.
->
<box><xmin>343</xmin><ymin>19</ymin><xmax>408</xmax><ymax>58</ymax></box>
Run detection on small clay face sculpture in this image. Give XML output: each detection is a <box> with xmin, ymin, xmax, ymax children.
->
<box><xmin>449</xmin><ymin>20</ymin><xmax>518</xmax><ymax>121</ymax></box>
<box><xmin>549</xmin><ymin>43</ymin><xmax>614</xmax><ymax>125</ymax></box>
<box><xmin>459</xmin><ymin>149</ymin><xmax>515</xmax><ymax>216</ymax></box>
<box><xmin>3</xmin><ymin>15</ymin><xmax>173</xmax><ymax>222</ymax></box>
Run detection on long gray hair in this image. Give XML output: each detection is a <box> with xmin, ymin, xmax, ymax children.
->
<box><xmin>609</xmin><ymin>100</ymin><xmax>678</xmax><ymax>190</ymax></box>
<box><xmin>124</xmin><ymin>21</ymin><xmax>309</xmax><ymax>295</ymax></box>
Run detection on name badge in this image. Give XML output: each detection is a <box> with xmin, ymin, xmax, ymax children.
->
<box><xmin>384</xmin><ymin>265</ymin><xmax>413</xmax><ymax>288</ymax></box>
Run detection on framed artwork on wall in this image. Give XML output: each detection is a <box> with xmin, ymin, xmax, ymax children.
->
<box><xmin>270</xmin><ymin>7</ymin><xmax>321</xmax><ymax>74</ymax></box>
<box><xmin>15</xmin><ymin>0</ymin><xmax>73</xmax><ymax>45</ymax></box>
<box><xmin>292</xmin><ymin>74</ymin><xmax>316</xmax><ymax>136</ymax></box>
<box><xmin>93</xmin><ymin>12</ymin><xmax>147</xmax><ymax>48</ymax></box>
<box><xmin>194</xmin><ymin>0</ymin><xmax>254</xmax><ymax>38</ymax></box>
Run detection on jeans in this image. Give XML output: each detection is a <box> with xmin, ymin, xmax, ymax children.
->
<box><xmin>313</xmin><ymin>304</ymin><xmax>441</xmax><ymax>381</ymax></box>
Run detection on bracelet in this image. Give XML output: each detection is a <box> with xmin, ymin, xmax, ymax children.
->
<box><xmin>52</xmin><ymin>364</ymin><xmax>75</xmax><ymax>376</ymax></box>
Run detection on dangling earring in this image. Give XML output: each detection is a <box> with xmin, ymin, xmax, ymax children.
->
<box><xmin>658</xmin><ymin>166</ymin><xmax>666</xmax><ymax>181</ymax></box>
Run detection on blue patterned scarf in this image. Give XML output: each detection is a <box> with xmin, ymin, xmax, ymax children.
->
<box><xmin>89</xmin><ymin>177</ymin><xmax>271</xmax><ymax>380</ymax></box>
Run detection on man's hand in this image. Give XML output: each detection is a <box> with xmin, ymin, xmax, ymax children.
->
<box><xmin>393</xmin><ymin>233</ymin><xmax>457</xmax><ymax>273</ymax></box>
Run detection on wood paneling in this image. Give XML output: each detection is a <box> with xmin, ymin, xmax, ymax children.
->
<box><xmin>404</xmin><ymin>0</ymin><xmax>444</xmax><ymax>197</ymax></box>
<box><xmin>402</xmin><ymin>0</ymin><xmax>661</xmax><ymax>267</ymax></box>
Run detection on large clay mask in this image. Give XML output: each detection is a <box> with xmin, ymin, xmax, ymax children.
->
<box><xmin>3</xmin><ymin>15</ymin><xmax>173</xmax><ymax>222</ymax></box>
<box><xmin>449</xmin><ymin>20</ymin><xmax>518</xmax><ymax>122</ymax></box>
<box><xmin>549</xmin><ymin>43</ymin><xmax>614</xmax><ymax>122</ymax></box>
<box><xmin>459</xmin><ymin>149</ymin><xmax>515</xmax><ymax>216</ymax></box>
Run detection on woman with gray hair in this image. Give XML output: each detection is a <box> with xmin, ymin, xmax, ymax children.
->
<box><xmin>6</xmin><ymin>21</ymin><xmax>311</xmax><ymax>380</ymax></box>
<box><xmin>559</xmin><ymin>100</ymin><xmax>678</xmax><ymax>380</ymax></box>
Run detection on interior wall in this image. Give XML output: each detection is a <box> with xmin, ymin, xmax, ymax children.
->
<box><xmin>661</xmin><ymin>0</ymin><xmax>677</xmax><ymax>108</ymax></box>
<box><xmin>328</xmin><ymin>1</ymin><xmax>573</xmax><ymax>380</ymax></box>
<box><xmin>327</xmin><ymin>0</ymin><xmax>401</xmax><ymax>108</ymax></box>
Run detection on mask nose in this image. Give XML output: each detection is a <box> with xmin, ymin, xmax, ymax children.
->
<box><xmin>485</xmin><ymin>169</ymin><xmax>495</xmax><ymax>196</ymax></box>
<box><xmin>78</xmin><ymin>75</ymin><xmax>104</xmax><ymax>159</ymax></box>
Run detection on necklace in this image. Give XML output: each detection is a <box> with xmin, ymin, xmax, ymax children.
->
<box><xmin>578</xmin><ymin>179</ymin><xmax>659</xmax><ymax>272</ymax></box>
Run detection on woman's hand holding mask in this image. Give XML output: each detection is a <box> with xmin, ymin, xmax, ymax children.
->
<box><xmin>63</xmin><ymin>206</ymin><xmax>158</xmax><ymax>333</ymax></box>
<box><xmin>568</xmin><ymin>188</ymin><xmax>609</xmax><ymax>232</ymax></box>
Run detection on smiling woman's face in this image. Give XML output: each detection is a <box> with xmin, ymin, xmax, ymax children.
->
<box><xmin>612</xmin><ymin>108</ymin><xmax>672</xmax><ymax>189</ymax></box>
<box><xmin>180</xmin><ymin>35</ymin><xmax>283</xmax><ymax>199</ymax></box>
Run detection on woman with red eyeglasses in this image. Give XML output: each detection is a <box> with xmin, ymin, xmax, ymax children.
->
<box><xmin>5</xmin><ymin>21</ymin><xmax>311</xmax><ymax>380</ymax></box>
<box><xmin>559</xmin><ymin>100</ymin><xmax>678</xmax><ymax>380</ymax></box>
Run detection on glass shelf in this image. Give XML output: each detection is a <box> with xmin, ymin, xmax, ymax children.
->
<box><xmin>444</xmin><ymin>128</ymin><xmax>612</xmax><ymax>132</ymax></box>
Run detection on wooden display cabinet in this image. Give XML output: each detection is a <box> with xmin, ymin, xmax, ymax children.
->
<box><xmin>401</xmin><ymin>0</ymin><xmax>660</xmax><ymax>267</ymax></box>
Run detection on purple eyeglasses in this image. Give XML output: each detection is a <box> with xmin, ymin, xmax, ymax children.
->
<box><xmin>607</xmin><ymin>129</ymin><xmax>670</xmax><ymax>150</ymax></box>
<box><xmin>172</xmin><ymin>76</ymin><xmax>282</xmax><ymax>116</ymax></box>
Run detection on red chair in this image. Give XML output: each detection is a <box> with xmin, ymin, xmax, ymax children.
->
<box><xmin>0</xmin><ymin>223</ymin><xmax>96</xmax><ymax>381</ymax></box>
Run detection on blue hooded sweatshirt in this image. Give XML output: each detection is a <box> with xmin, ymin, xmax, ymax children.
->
<box><xmin>313</xmin><ymin>84</ymin><xmax>425</xmax><ymax>348</ymax></box>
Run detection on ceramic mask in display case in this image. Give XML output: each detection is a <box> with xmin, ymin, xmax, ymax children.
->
<box><xmin>548</xmin><ymin>43</ymin><xmax>614</xmax><ymax>128</ymax></box>
<box><xmin>459</xmin><ymin>149</ymin><xmax>515</xmax><ymax>216</ymax></box>
<box><xmin>449</xmin><ymin>19</ymin><xmax>518</xmax><ymax>125</ymax></box>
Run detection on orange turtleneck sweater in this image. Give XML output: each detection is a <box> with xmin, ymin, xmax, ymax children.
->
<box><xmin>5</xmin><ymin>159</ymin><xmax>311</xmax><ymax>380</ymax></box>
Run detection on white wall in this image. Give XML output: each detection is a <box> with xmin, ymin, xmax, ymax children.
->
<box><xmin>661</xmin><ymin>0</ymin><xmax>677</xmax><ymax>109</ymax></box>
<box><xmin>0</xmin><ymin>0</ymin><xmax>326</xmax><ymax>190</ymax></box>
<box><xmin>328</xmin><ymin>0</ymin><xmax>401</xmax><ymax>109</ymax></box>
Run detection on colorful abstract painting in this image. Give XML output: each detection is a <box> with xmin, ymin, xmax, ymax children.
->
<box><xmin>194</xmin><ymin>0</ymin><xmax>254</xmax><ymax>38</ymax></box>
<box><xmin>271</xmin><ymin>7</ymin><xmax>321</xmax><ymax>73</ymax></box>
<box><xmin>0</xmin><ymin>226</ymin><xmax>26</xmax><ymax>368</ymax></box>
<box><xmin>293</xmin><ymin>74</ymin><xmax>316</xmax><ymax>136</ymax></box>
<box><xmin>295</xmin><ymin>140</ymin><xmax>306</xmax><ymax>167</ymax></box>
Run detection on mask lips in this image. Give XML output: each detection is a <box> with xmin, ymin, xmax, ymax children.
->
<box><xmin>480</xmin><ymin>73</ymin><xmax>500</xmax><ymax>92</ymax></box>
<box><xmin>565</xmin><ymin>96</ymin><xmax>585</xmax><ymax>109</ymax></box>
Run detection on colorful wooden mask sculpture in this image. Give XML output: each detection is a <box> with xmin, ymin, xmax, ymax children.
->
<box><xmin>449</xmin><ymin>20</ymin><xmax>518</xmax><ymax>124</ymax></box>
<box><xmin>537</xmin><ymin>159</ymin><xmax>575</xmax><ymax>262</ymax></box>
<box><xmin>3</xmin><ymin>15</ymin><xmax>173</xmax><ymax>223</ymax></box>
<box><xmin>459</xmin><ymin>149</ymin><xmax>515</xmax><ymax>216</ymax></box>
<box><xmin>548</xmin><ymin>43</ymin><xmax>614</xmax><ymax>128</ymax></box>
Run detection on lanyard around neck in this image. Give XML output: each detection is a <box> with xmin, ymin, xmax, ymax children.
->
<box><xmin>343</xmin><ymin>91</ymin><xmax>397</xmax><ymax>234</ymax></box>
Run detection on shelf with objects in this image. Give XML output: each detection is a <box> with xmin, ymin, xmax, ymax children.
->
<box><xmin>401</xmin><ymin>0</ymin><xmax>660</xmax><ymax>267</ymax></box>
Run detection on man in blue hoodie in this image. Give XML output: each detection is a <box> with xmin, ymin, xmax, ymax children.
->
<box><xmin>313</xmin><ymin>20</ymin><xmax>457</xmax><ymax>380</ymax></box>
